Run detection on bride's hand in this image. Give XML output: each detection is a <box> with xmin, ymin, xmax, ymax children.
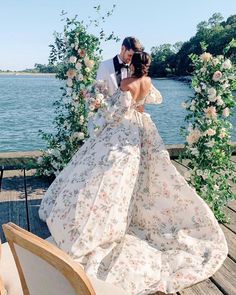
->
<box><xmin>135</xmin><ymin>105</ymin><xmax>144</xmax><ymax>113</ymax></box>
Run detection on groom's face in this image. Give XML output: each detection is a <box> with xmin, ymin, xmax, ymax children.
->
<box><xmin>120</xmin><ymin>45</ymin><xmax>134</xmax><ymax>64</ymax></box>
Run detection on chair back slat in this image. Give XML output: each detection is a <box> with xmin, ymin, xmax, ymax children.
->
<box><xmin>2</xmin><ymin>223</ymin><xmax>95</xmax><ymax>295</ymax></box>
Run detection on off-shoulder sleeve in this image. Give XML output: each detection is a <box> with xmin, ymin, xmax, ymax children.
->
<box><xmin>105</xmin><ymin>90</ymin><xmax>132</xmax><ymax>124</ymax></box>
<box><xmin>145</xmin><ymin>84</ymin><xmax>163</xmax><ymax>104</ymax></box>
<box><xmin>88</xmin><ymin>90</ymin><xmax>132</xmax><ymax>138</ymax></box>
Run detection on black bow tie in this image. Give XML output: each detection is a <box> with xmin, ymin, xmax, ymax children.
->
<box><xmin>119</xmin><ymin>63</ymin><xmax>129</xmax><ymax>70</ymax></box>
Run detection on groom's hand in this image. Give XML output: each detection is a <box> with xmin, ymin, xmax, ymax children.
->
<box><xmin>135</xmin><ymin>105</ymin><xmax>144</xmax><ymax>113</ymax></box>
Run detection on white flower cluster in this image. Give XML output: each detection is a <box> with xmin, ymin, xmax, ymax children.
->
<box><xmin>87</xmin><ymin>80</ymin><xmax>109</xmax><ymax>113</ymax></box>
<box><xmin>182</xmin><ymin>52</ymin><xmax>235</xmax><ymax>151</ymax></box>
<box><xmin>180</xmin><ymin>51</ymin><xmax>236</xmax><ymax>221</ymax></box>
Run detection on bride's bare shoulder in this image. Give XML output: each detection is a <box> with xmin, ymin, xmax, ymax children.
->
<box><xmin>120</xmin><ymin>78</ymin><xmax>135</xmax><ymax>91</ymax></box>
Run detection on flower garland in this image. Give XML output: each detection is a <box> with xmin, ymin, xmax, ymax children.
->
<box><xmin>37</xmin><ymin>8</ymin><xmax>119</xmax><ymax>177</ymax></box>
<box><xmin>180</xmin><ymin>51</ymin><xmax>236</xmax><ymax>222</ymax></box>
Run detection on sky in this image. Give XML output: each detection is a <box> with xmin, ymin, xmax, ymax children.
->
<box><xmin>0</xmin><ymin>0</ymin><xmax>236</xmax><ymax>71</ymax></box>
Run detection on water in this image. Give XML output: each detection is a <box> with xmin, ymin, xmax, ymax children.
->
<box><xmin>0</xmin><ymin>75</ymin><xmax>235</xmax><ymax>152</ymax></box>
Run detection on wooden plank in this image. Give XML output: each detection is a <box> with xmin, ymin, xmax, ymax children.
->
<box><xmin>231</xmin><ymin>155</ymin><xmax>236</xmax><ymax>163</ymax></box>
<box><xmin>211</xmin><ymin>257</ymin><xmax>236</xmax><ymax>295</ymax></box>
<box><xmin>227</xmin><ymin>200</ymin><xmax>236</xmax><ymax>212</ymax></box>
<box><xmin>220</xmin><ymin>224</ymin><xmax>236</xmax><ymax>262</ymax></box>
<box><xmin>171</xmin><ymin>160</ymin><xmax>188</xmax><ymax>177</ymax></box>
<box><xmin>222</xmin><ymin>207</ymin><xmax>236</xmax><ymax>234</ymax></box>
<box><xmin>178</xmin><ymin>279</ymin><xmax>223</xmax><ymax>295</ymax></box>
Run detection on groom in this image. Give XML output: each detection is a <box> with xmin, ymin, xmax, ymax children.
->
<box><xmin>96</xmin><ymin>36</ymin><xmax>143</xmax><ymax>96</ymax></box>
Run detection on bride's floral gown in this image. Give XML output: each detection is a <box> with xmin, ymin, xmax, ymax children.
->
<box><xmin>39</xmin><ymin>85</ymin><xmax>228</xmax><ymax>295</ymax></box>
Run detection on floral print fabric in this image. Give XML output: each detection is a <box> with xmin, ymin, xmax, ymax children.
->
<box><xmin>39</xmin><ymin>86</ymin><xmax>228</xmax><ymax>295</ymax></box>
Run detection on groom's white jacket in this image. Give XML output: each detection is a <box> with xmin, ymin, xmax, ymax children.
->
<box><xmin>96</xmin><ymin>58</ymin><xmax>118</xmax><ymax>97</ymax></box>
<box><xmin>96</xmin><ymin>55</ymin><xmax>129</xmax><ymax>96</ymax></box>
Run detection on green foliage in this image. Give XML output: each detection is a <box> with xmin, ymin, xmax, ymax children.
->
<box><xmin>36</xmin><ymin>7</ymin><xmax>119</xmax><ymax>177</ymax></box>
<box><xmin>179</xmin><ymin>51</ymin><xmax>236</xmax><ymax>222</ymax></box>
<box><xmin>149</xmin><ymin>43</ymin><xmax>182</xmax><ymax>76</ymax></box>
<box><xmin>150</xmin><ymin>13</ymin><xmax>236</xmax><ymax>77</ymax></box>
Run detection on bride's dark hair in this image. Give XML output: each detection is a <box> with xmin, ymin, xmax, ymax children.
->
<box><xmin>131</xmin><ymin>52</ymin><xmax>151</xmax><ymax>78</ymax></box>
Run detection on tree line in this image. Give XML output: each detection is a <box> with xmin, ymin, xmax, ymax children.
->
<box><xmin>0</xmin><ymin>63</ymin><xmax>57</xmax><ymax>73</ymax></box>
<box><xmin>149</xmin><ymin>13</ymin><xmax>236</xmax><ymax>77</ymax></box>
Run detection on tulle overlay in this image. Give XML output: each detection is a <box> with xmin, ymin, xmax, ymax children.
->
<box><xmin>39</xmin><ymin>86</ymin><xmax>228</xmax><ymax>295</ymax></box>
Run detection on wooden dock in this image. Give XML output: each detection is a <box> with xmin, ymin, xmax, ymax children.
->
<box><xmin>0</xmin><ymin>149</ymin><xmax>236</xmax><ymax>295</ymax></box>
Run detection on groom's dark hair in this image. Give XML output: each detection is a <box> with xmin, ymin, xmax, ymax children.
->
<box><xmin>122</xmin><ymin>37</ymin><xmax>143</xmax><ymax>52</ymax></box>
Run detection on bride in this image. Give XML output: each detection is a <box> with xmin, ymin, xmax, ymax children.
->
<box><xmin>39</xmin><ymin>52</ymin><xmax>228</xmax><ymax>295</ymax></box>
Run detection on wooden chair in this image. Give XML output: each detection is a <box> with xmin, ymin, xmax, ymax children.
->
<box><xmin>1</xmin><ymin>222</ymin><xmax>127</xmax><ymax>295</ymax></box>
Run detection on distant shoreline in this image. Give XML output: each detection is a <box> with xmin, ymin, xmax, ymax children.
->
<box><xmin>0</xmin><ymin>72</ymin><xmax>56</xmax><ymax>76</ymax></box>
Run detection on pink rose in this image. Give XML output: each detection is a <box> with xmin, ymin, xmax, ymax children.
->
<box><xmin>212</xmin><ymin>71</ymin><xmax>222</xmax><ymax>82</ymax></box>
<box><xmin>204</xmin><ymin>106</ymin><xmax>217</xmax><ymax>119</ymax></box>
<box><xmin>205</xmin><ymin>129</ymin><xmax>216</xmax><ymax>136</ymax></box>
<box><xmin>66</xmin><ymin>69</ymin><xmax>77</xmax><ymax>79</ymax></box>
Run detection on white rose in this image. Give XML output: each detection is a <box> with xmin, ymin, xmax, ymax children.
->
<box><xmin>71</xmin><ymin>43</ymin><xmax>75</xmax><ymax>48</ymax></box>
<box><xmin>219</xmin><ymin>128</ymin><xmax>227</xmax><ymax>139</ymax></box>
<box><xmin>66</xmin><ymin>78</ymin><xmax>73</xmax><ymax>87</ymax></box>
<box><xmin>72</xmin><ymin>132</ymin><xmax>84</xmax><ymax>140</ymax></box>
<box><xmin>213</xmin><ymin>184</ymin><xmax>219</xmax><ymax>190</ymax></box>
<box><xmin>212</xmin><ymin>58</ymin><xmax>219</xmax><ymax>66</ymax></box>
<box><xmin>222</xmin><ymin>82</ymin><xmax>230</xmax><ymax>90</ymax></box>
<box><xmin>222</xmin><ymin>107</ymin><xmax>230</xmax><ymax>117</ymax></box>
<box><xmin>88</xmin><ymin>111</ymin><xmax>94</xmax><ymax>118</ymax></box>
<box><xmin>222</xmin><ymin>59</ymin><xmax>232</xmax><ymax>69</ymax></box>
<box><xmin>208</xmin><ymin>95</ymin><xmax>217</xmax><ymax>102</ymax></box>
<box><xmin>194</xmin><ymin>86</ymin><xmax>201</xmax><ymax>93</ymax></box>
<box><xmin>89</xmin><ymin>104</ymin><xmax>95</xmax><ymax>111</ymax></box>
<box><xmin>200</xmin><ymin>82</ymin><xmax>206</xmax><ymax>90</ymax></box>
<box><xmin>51</xmin><ymin>149</ymin><xmax>60</xmax><ymax>158</ymax></box>
<box><xmin>207</xmin><ymin>88</ymin><xmax>217</xmax><ymax>101</ymax></box>
<box><xmin>190</xmin><ymin>147</ymin><xmax>199</xmax><ymax>156</ymax></box>
<box><xmin>75</xmin><ymin>62</ymin><xmax>82</xmax><ymax>70</ymax></box>
<box><xmin>84</xmin><ymin>56</ymin><xmax>95</xmax><ymax>69</ymax></box>
<box><xmin>85</xmin><ymin>67</ymin><xmax>91</xmax><ymax>73</ymax></box>
<box><xmin>200</xmin><ymin>52</ymin><xmax>212</xmax><ymax>62</ymax></box>
<box><xmin>205</xmin><ymin>140</ymin><xmax>215</xmax><ymax>147</ymax></box>
<box><xmin>77</xmin><ymin>74</ymin><xmax>84</xmax><ymax>81</ymax></box>
<box><xmin>216</xmin><ymin>96</ymin><xmax>224</xmax><ymax>106</ymax></box>
<box><xmin>79</xmin><ymin>115</ymin><xmax>84</xmax><ymax>124</ymax></box>
<box><xmin>76</xmin><ymin>132</ymin><xmax>85</xmax><ymax>140</ymax></box>
<box><xmin>69</xmin><ymin>56</ymin><xmax>77</xmax><ymax>64</ymax></box>
<box><xmin>95</xmin><ymin>93</ymin><xmax>104</xmax><ymax>101</ymax></box>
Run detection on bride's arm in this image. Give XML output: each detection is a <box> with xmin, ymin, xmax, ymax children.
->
<box><xmin>145</xmin><ymin>84</ymin><xmax>163</xmax><ymax>104</ymax></box>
